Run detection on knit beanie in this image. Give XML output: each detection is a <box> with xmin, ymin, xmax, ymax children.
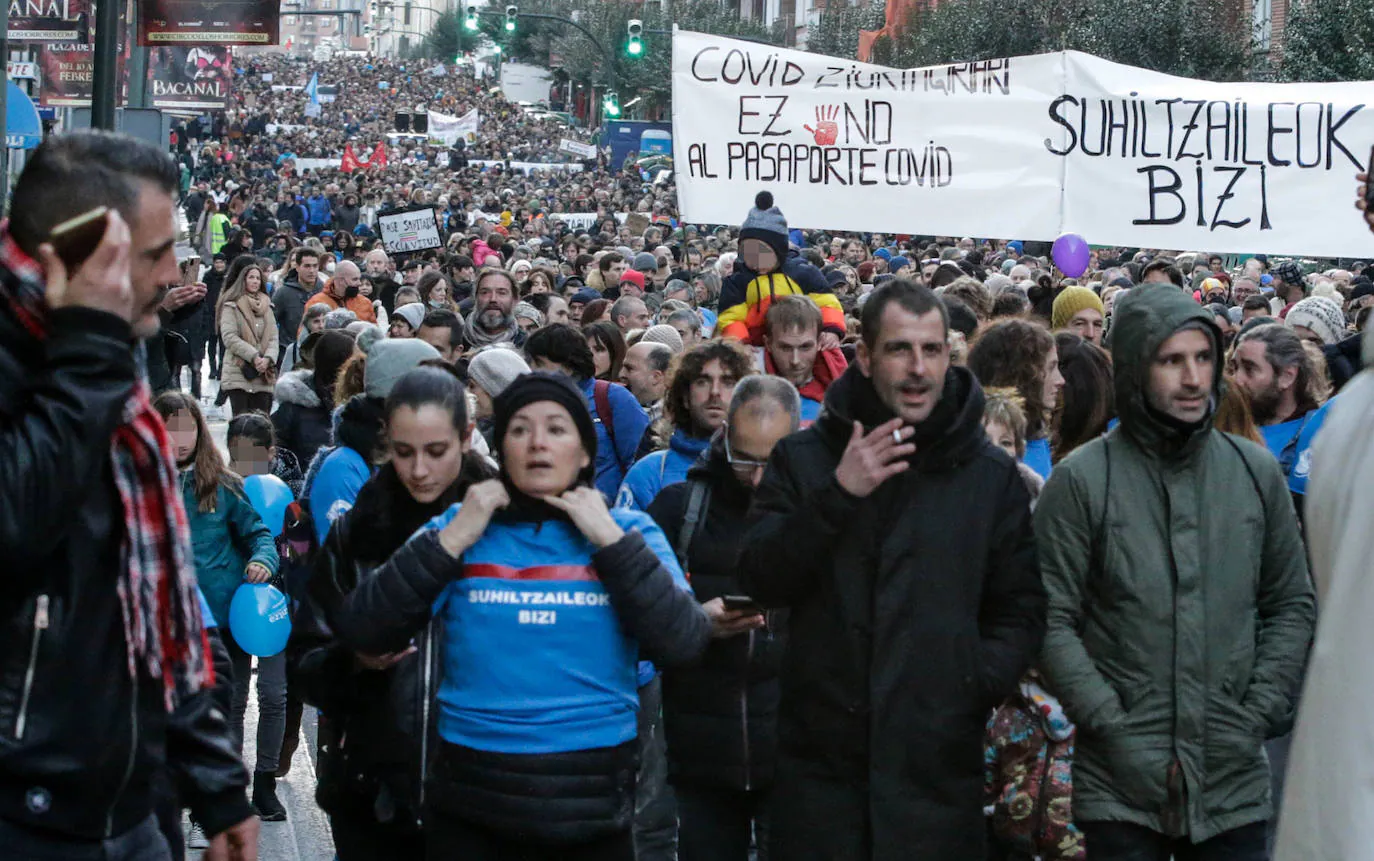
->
<box><xmin>364</xmin><ymin>338</ymin><xmax>441</xmax><ymax>399</ymax></box>
<box><xmin>571</xmin><ymin>287</ymin><xmax>601</xmax><ymax>306</ymax></box>
<box><xmin>1286</xmin><ymin>296</ymin><xmax>1346</xmax><ymax>345</ymax></box>
<box><xmin>1051</xmin><ymin>286</ymin><xmax>1106</xmax><ymax>331</ymax></box>
<box><xmin>393</xmin><ymin>302</ymin><xmax>426</xmax><ymax>332</ymax></box>
<box><xmin>324</xmin><ymin>308</ymin><xmax>358</xmax><ymax>330</ymax></box>
<box><xmin>632</xmin><ymin>252</ymin><xmax>659</xmax><ymax>274</ymax></box>
<box><xmin>513</xmin><ymin>301</ymin><xmax>544</xmax><ymax>329</ymax></box>
<box><xmin>354</xmin><ymin>324</ymin><xmax>386</xmax><ymax>356</ymax></box>
<box><xmin>739</xmin><ymin>191</ymin><xmax>789</xmax><ymax>262</ymax></box>
<box><xmin>889</xmin><ymin>256</ymin><xmax>910</xmax><ymax>273</ymax></box>
<box><xmin>619</xmin><ymin>270</ymin><xmax>646</xmax><ymax>292</ymax></box>
<box><xmin>468</xmin><ymin>345</ymin><xmax>532</xmax><ymax>399</ymax></box>
<box><xmin>492</xmin><ymin>372</ymin><xmax>597</xmax><ymax>485</ymax></box>
<box><xmin>641</xmin><ymin>323</ymin><xmax>684</xmax><ymax>353</ymax></box>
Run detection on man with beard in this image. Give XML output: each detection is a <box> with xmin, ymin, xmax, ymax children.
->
<box><xmin>1039</xmin><ymin>285</ymin><xmax>1314</xmax><ymax>861</ymax></box>
<box><xmin>616</xmin><ymin>340</ymin><xmax>752</xmax><ymax>512</ymax></box>
<box><xmin>461</xmin><ymin>268</ymin><xmax>524</xmax><ymax>351</ymax></box>
<box><xmin>740</xmin><ymin>278</ymin><xmax>1045</xmax><ymax>861</ymax></box>
<box><xmin>306</xmin><ymin>260</ymin><xmax>377</xmax><ymax>323</ymax></box>
<box><xmin>1230</xmin><ymin>322</ymin><xmax>1336</xmax><ymax>511</ymax></box>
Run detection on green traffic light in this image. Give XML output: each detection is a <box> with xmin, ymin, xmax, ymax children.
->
<box><xmin>504</xmin><ymin>19</ymin><xmax>515</xmax><ymax>30</ymax></box>
<box><xmin>627</xmin><ymin>39</ymin><xmax>642</xmax><ymax>56</ymax></box>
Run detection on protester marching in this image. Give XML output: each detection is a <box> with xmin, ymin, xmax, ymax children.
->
<box><xmin>1</xmin><ymin>19</ymin><xmax>1373</xmax><ymax>861</ymax></box>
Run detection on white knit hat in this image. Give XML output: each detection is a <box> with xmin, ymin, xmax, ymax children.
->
<box><xmin>468</xmin><ymin>345</ymin><xmax>531</xmax><ymax>398</ymax></box>
<box><xmin>1286</xmin><ymin>296</ymin><xmax>1345</xmax><ymax>345</ymax></box>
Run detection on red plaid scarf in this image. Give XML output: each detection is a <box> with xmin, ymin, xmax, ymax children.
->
<box><xmin>0</xmin><ymin>227</ymin><xmax>211</xmax><ymax>710</ymax></box>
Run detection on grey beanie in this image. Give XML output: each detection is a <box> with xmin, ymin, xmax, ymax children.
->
<box><xmin>468</xmin><ymin>345</ymin><xmax>531</xmax><ymax>398</ymax></box>
<box><xmin>1286</xmin><ymin>296</ymin><xmax>1346</xmax><ymax>345</ymax></box>
<box><xmin>364</xmin><ymin>338</ymin><xmax>441</xmax><ymax>399</ymax></box>
<box><xmin>739</xmin><ymin>191</ymin><xmax>788</xmax><ymax>260</ymax></box>
<box><xmin>641</xmin><ymin>323</ymin><xmax>684</xmax><ymax>353</ymax></box>
<box><xmin>393</xmin><ymin>302</ymin><xmax>427</xmax><ymax>332</ymax></box>
<box><xmin>353</xmin><ymin>323</ymin><xmax>386</xmax><ymax>355</ymax></box>
<box><xmin>513</xmin><ymin>301</ymin><xmax>544</xmax><ymax>328</ymax></box>
<box><xmin>323</xmin><ymin>308</ymin><xmax>358</xmax><ymax>330</ymax></box>
<box><xmin>632</xmin><ymin>252</ymin><xmax>659</xmax><ymax>273</ymax></box>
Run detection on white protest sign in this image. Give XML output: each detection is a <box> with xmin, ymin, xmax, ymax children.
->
<box><xmin>546</xmin><ymin>212</ymin><xmax>629</xmax><ymax>231</ymax></box>
<box><xmin>378</xmin><ymin>208</ymin><xmax>444</xmax><ymax>253</ymax></box>
<box><xmin>672</xmin><ymin>29</ymin><xmax>1374</xmax><ymax>257</ymax></box>
<box><xmin>559</xmin><ymin>138</ymin><xmax>598</xmax><ymax>159</ymax></box>
<box><xmin>468</xmin><ymin>159</ymin><xmax>584</xmax><ymax>173</ymax></box>
<box><xmin>428</xmin><ymin>108</ymin><xmax>479</xmax><ymax>145</ymax></box>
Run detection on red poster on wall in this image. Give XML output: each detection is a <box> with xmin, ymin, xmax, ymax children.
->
<box><xmin>146</xmin><ymin>46</ymin><xmax>233</xmax><ymax>111</ymax></box>
<box><xmin>37</xmin><ymin>38</ymin><xmax>128</xmax><ymax>107</ymax></box>
<box><xmin>138</xmin><ymin>0</ymin><xmax>279</xmax><ymax>46</ymax></box>
<box><xmin>9</xmin><ymin>0</ymin><xmax>89</xmax><ymax>42</ymax></box>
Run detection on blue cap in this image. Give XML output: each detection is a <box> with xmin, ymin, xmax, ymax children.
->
<box><xmin>1006</xmin><ymin>240</ymin><xmax>1024</xmax><ymax>255</ymax></box>
<box><xmin>873</xmin><ymin>247</ymin><xmax>891</xmax><ymax>261</ymax></box>
<box><xmin>889</xmin><ymin>256</ymin><xmax>910</xmax><ymax>272</ymax></box>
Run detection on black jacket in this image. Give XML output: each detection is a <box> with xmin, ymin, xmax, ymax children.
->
<box><xmin>330</xmin><ymin>502</ymin><xmax>711</xmax><ymax>844</ymax></box>
<box><xmin>739</xmin><ymin>364</ymin><xmax>1045</xmax><ymax>861</ymax></box>
<box><xmin>288</xmin><ymin>460</ymin><xmax>493</xmax><ymax>828</ymax></box>
<box><xmin>0</xmin><ymin>302</ymin><xmax>251</xmax><ymax>841</ymax></box>
<box><xmin>272</xmin><ymin>273</ymin><xmax>313</xmax><ymax>355</ymax></box>
<box><xmin>271</xmin><ymin>370</ymin><xmax>333</xmax><ymax>468</ymax></box>
<box><xmin>648</xmin><ymin>436</ymin><xmax>785</xmax><ymax>792</ymax></box>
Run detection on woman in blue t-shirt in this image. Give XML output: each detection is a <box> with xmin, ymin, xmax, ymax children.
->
<box><xmin>333</xmin><ymin>372</ymin><xmax>711</xmax><ymax>858</ymax></box>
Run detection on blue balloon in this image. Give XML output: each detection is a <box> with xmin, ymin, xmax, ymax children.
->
<box><xmin>229</xmin><ymin>584</ymin><xmax>292</xmax><ymax>657</ymax></box>
<box><xmin>242</xmin><ymin>473</ymin><xmax>292</xmax><ymax>537</ymax></box>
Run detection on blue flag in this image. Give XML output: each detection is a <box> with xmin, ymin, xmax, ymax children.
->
<box><xmin>305</xmin><ymin>72</ymin><xmax>321</xmax><ymax>118</ymax></box>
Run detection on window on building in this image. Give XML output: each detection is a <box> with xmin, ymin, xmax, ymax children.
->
<box><xmin>1253</xmin><ymin>0</ymin><xmax>1272</xmax><ymax>51</ymax></box>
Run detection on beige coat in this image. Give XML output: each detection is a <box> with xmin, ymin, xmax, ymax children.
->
<box><xmin>219</xmin><ymin>295</ymin><xmax>279</xmax><ymax>395</ymax></box>
<box><xmin>1274</xmin><ymin>334</ymin><xmax>1374</xmax><ymax>861</ymax></box>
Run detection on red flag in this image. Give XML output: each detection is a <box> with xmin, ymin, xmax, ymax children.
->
<box><xmin>341</xmin><ymin>144</ymin><xmax>360</xmax><ymax>173</ymax></box>
<box><xmin>371</xmin><ymin>141</ymin><xmax>388</xmax><ymax>169</ymax></box>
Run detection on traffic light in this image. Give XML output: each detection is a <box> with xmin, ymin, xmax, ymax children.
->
<box><xmin>626</xmin><ymin>19</ymin><xmax>643</xmax><ymax>57</ymax></box>
<box><xmin>464</xmin><ymin>5</ymin><xmax>478</xmax><ymax>29</ymax></box>
<box><xmin>603</xmin><ymin>90</ymin><xmax>621</xmax><ymax>117</ymax></box>
<box><xmin>504</xmin><ymin>4</ymin><xmax>517</xmax><ymax>31</ymax></box>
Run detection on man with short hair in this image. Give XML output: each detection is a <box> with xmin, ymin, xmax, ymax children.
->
<box><xmin>0</xmin><ymin>130</ymin><xmax>257</xmax><ymax>860</ymax></box>
<box><xmin>418</xmin><ymin>308</ymin><xmax>463</xmax><ymax>363</ymax></box>
<box><xmin>647</xmin><ymin>376</ymin><xmax>802</xmax><ymax>860</ymax></box>
<box><xmin>306</xmin><ymin>260</ymin><xmax>377</xmax><ymax>323</ymax></box>
<box><xmin>666</xmin><ymin>308</ymin><xmax>702</xmax><ymax>350</ymax></box>
<box><xmin>620</xmin><ymin>341</ymin><xmax>672</xmax><ymax>422</ymax></box>
<box><xmin>760</xmin><ymin>295</ymin><xmax>848</xmax><ymax>425</ymax></box>
<box><xmin>1038</xmin><ymin>286</ymin><xmax>1315</xmax><ymax>861</ymax></box>
<box><xmin>1141</xmin><ymin>258</ymin><xmax>1185</xmax><ymax>288</ymax></box>
<box><xmin>1232</xmin><ymin>277</ymin><xmax>1260</xmax><ymax>307</ymax></box>
<box><xmin>599</xmin><ymin>252</ymin><xmax>629</xmax><ymax>292</ymax></box>
<box><xmin>461</xmin><ymin>269</ymin><xmax>523</xmax><ymax>351</ymax></box>
<box><xmin>741</xmin><ymin>278</ymin><xmax>1045</xmax><ymax>860</ymax></box>
<box><xmin>611</xmin><ymin>295</ymin><xmax>651</xmax><ymax>334</ymax></box>
<box><xmin>1230</xmin><ymin>322</ymin><xmax>1335</xmax><ymax>506</ymax></box>
<box><xmin>273</xmin><ymin>247</ymin><xmax>322</xmax><ymax>355</ymax></box>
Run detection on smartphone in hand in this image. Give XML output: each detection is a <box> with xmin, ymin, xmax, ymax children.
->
<box><xmin>49</xmin><ymin>206</ymin><xmax>110</xmax><ymax>273</ymax></box>
<box><xmin>721</xmin><ymin>595</ymin><xmax>764</xmax><ymax>615</ymax></box>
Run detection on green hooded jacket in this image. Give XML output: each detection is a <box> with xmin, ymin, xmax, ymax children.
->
<box><xmin>1035</xmin><ymin>285</ymin><xmax>1315</xmax><ymax>841</ymax></box>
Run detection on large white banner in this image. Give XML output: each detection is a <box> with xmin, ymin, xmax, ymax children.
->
<box><xmin>428</xmin><ymin>108</ymin><xmax>479</xmax><ymax>146</ymax></box>
<box><xmin>672</xmin><ymin>29</ymin><xmax>1374</xmax><ymax>257</ymax></box>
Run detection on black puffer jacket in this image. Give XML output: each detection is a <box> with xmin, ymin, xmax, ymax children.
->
<box><xmin>271</xmin><ymin>370</ymin><xmax>333</xmax><ymax>468</ymax></box>
<box><xmin>0</xmin><ymin>300</ymin><xmax>251</xmax><ymax>841</ymax></box>
<box><xmin>739</xmin><ymin>364</ymin><xmax>1045</xmax><ymax>861</ymax></box>
<box><xmin>648</xmin><ymin>435</ymin><xmax>786</xmax><ymax>791</ymax></box>
<box><xmin>288</xmin><ymin>459</ymin><xmax>494</xmax><ymax>829</ymax></box>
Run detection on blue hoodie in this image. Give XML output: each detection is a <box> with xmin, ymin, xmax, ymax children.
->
<box><xmin>423</xmin><ymin>505</ymin><xmax>691</xmax><ymax>754</ymax></box>
<box><xmin>578</xmin><ymin>378</ymin><xmax>649</xmax><ymax>504</ymax></box>
<box><xmin>615</xmin><ymin>429</ymin><xmax>711</xmax><ymax>512</ymax></box>
<box><xmin>306</xmin><ymin>193</ymin><xmax>333</xmax><ymax>227</ymax></box>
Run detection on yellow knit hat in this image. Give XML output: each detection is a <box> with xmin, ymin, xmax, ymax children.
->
<box><xmin>1051</xmin><ymin>286</ymin><xmax>1106</xmax><ymax>331</ymax></box>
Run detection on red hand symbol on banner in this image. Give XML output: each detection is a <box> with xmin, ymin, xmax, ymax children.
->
<box><xmin>803</xmin><ymin>106</ymin><xmax>841</xmax><ymax>146</ymax></box>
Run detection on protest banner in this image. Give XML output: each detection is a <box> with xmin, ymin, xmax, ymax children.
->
<box><xmin>378</xmin><ymin>206</ymin><xmax>444</xmax><ymax>254</ymax></box>
<box><xmin>147</xmin><ymin>46</ymin><xmax>231</xmax><ymax>111</ymax></box>
<box><xmin>428</xmin><ymin>108</ymin><xmax>479</xmax><ymax>145</ymax></box>
<box><xmin>468</xmin><ymin>159</ymin><xmax>584</xmax><ymax>173</ymax></box>
<box><xmin>544</xmin><ymin>212</ymin><xmax>629</xmax><ymax>231</ymax></box>
<box><xmin>138</xmin><ymin>0</ymin><xmax>278</xmax><ymax>45</ymax></box>
<box><xmin>558</xmin><ymin>138</ymin><xmax>597</xmax><ymax>159</ymax></box>
<box><xmin>9</xmin><ymin>0</ymin><xmax>87</xmax><ymax>42</ymax></box>
<box><xmin>672</xmin><ymin>29</ymin><xmax>1374</xmax><ymax>257</ymax></box>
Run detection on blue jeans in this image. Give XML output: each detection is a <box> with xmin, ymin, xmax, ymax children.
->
<box><xmin>1077</xmin><ymin>820</ymin><xmax>1269</xmax><ymax>861</ymax></box>
<box><xmin>0</xmin><ymin>813</ymin><xmax>171</xmax><ymax>861</ymax></box>
<box><xmin>633</xmin><ymin>677</ymin><xmax>678</xmax><ymax>861</ymax></box>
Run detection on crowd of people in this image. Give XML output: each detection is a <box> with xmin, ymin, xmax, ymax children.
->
<box><xmin>1</xmin><ymin>42</ymin><xmax>1373</xmax><ymax>861</ymax></box>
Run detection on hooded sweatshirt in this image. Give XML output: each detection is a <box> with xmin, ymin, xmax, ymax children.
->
<box><xmin>614</xmin><ymin>428</ymin><xmax>712</xmax><ymax>512</ymax></box>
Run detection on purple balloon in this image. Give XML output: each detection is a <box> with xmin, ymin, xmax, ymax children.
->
<box><xmin>1052</xmin><ymin>233</ymin><xmax>1091</xmax><ymax>278</ymax></box>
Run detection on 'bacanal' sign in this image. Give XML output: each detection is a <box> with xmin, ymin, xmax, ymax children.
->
<box><xmin>672</xmin><ymin>29</ymin><xmax>1374</xmax><ymax>257</ymax></box>
<box><xmin>378</xmin><ymin>208</ymin><xmax>443</xmax><ymax>254</ymax></box>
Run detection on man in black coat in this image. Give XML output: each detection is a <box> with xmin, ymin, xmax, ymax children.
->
<box><xmin>647</xmin><ymin>376</ymin><xmax>802</xmax><ymax>860</ymax></box>
<box><xmin>740</xmin><ymin>278</ymin><xmax>1045</xmax><ymax>861</ymax></box>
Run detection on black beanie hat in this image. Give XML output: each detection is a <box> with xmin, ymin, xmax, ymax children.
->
<box><xmin>491</xmin><ymin>372</ymin><xmax>597</xmax><ymax>486</ymax></box>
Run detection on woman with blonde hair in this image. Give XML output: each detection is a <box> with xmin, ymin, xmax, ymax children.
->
<box><xmin>218</xmin><ymin>261</ymin><xmax>280</xmax><ymax>415</ymax></box>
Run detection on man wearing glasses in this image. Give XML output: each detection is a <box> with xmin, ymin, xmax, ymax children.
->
<box><xmin>647</xmin><ymin>377</ymin><xmax>803</xmax><ymax>860</ymax></box>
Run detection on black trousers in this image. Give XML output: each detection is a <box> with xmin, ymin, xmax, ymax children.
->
<box><xmin>1077</xmin><ymin>820</ymin><xmax>1269</xmax><ymax>861</ymax></box>
<box><xmin>228</xmin><ymin>389</ymin><xmax>273</xmax><ymax>417</ymax></box>
<box><xmin>676</xmin><ymin>784</ymin><xmax>771</xmax><ymax>861</ymax></box>
<box><xmin>425</xmin><ymin>817</ymin><xmax>634</xmax><ymax>861</ymax></box>
<box><xmin>329</xmin><ymin>799</ymin><xmax>426</xmax><ymax>861</ymax></box>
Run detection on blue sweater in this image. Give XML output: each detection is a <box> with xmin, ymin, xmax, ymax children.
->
<box><xmin>180</xmin><ymin>474</ymin><xmax>280</xmax><ymax>627</ymax></box>
<box><xmin>1258</xmin><ymin>398</ymin><xmax>1335</xmax><ymax>495</ymax></box>
<box><xmin>578</xmin><ymin>378</ymin><xmax>649</xmax><ymax>504</ymax></box>
<box><xmin>309</xmin><ymin>446</ymin><xmax>373</xmax><ymax>544</ymax></box>
<box><xmin>615</xmin><ymin>429</ymin><xmax>711</xmax><ymax>512</ymax></box>
<box><xmin>1021</xmin><ymin>435</ymin><xmax>1053</xmax><ymax>481</ymax></box>
<box><xmin>424</xmin><ymin>505</ymin><xmax>691</xmax><ymax>754</ymax></box>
